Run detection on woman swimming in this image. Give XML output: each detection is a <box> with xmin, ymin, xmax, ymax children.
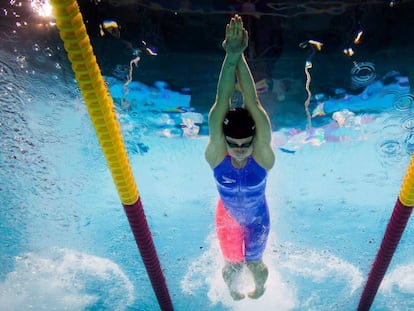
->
<box><xmin>205</xmin><ymin>14</ymin><xmax>275</xmax><ymax>300</ymax></box>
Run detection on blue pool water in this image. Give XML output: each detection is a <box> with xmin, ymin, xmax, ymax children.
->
<box><xmin>1</xmin><ymin>2</ymin><xmax>414</xmax><ymax>311</ymax></box>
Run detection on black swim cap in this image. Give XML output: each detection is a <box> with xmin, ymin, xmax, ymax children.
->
<box><xmin>223</xmin><ymin>108</ymin><xmax>256</xmax><ymax>139</ymax></box>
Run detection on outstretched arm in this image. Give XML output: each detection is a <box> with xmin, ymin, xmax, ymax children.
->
<box><xmin>205</xmin><ymin>15</ymin><xmax>248</xmax><ymax>168</ymax></box>
<box><xmin>236</xmin><ymin>50</ymin><xmax>275</xmax><ymax>169</ymax></box>
<box><xmin>208</xmin><ymin>53</ymin><xmax>240</xmax><ymax>139</ymax></box>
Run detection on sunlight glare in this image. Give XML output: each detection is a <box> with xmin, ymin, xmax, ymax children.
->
<box><xmin>30</xmin><ymin>0</ymin><xmax>52</xmax><ymax>18</ymax></box>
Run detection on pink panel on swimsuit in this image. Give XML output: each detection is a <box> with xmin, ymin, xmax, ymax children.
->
<box><xmin>216</xmin><ymin>199</ymin><xmax>244</xmax><ymax>263</ymax></box>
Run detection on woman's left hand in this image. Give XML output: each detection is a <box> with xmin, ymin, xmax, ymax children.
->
<box><xmin>222</xmin><ymin>15</ymin><xmax>248</xmax><ymax>55</ymax></box>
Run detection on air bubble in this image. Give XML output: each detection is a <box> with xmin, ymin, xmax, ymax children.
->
<box><xmin>379</xmin><ymin>140</ymin><xmax>401</xmax><ymax>157</ymax></box>
<box><xmin>43</xmin><ymin>47</ymin><xmax>53</xmax><ymax>57</ymax></box>
<box><xmin>393</xmin><ymin>94</ymin><xmax>414</xmax><ymax>112</ymax></box>
<box><xmin>401</xmin><ymin>115</ymin><xmax>414</xmax><ymax>132</ymax></box>
<box><xmin>404</xmin><ymin>134</ymin><xmax>414</xmax><ymax>154</ymax></box>
<box><xmin>32</xmin><ymin>43</ymin><xmax>40</xmax><ymax>52</ymax></box>
<box><xmin>16</xmin><ymin>55</ymin><xmax>27</xmax><ymax>69</ymax></box>
<box><xmin>350</xmin><ymin>62</ymin><xmax>376</xmax><ymax>89</ymax></box>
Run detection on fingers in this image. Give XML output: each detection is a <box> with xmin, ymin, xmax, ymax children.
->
<box><xmin>223</xmin><ymin>14</ymin><xmax>248</xmax><ymax>53</ymax></box>
<box><xmin>234</xmin><ymin>15</ymin><xmax>243</xmax><ymax>32</ymax></box>
<box><xmin>242</xmin><ymin>29</ymin><xmax>249</xmax><ymax>45</ymax></box>
<box><xmin>229</xmin><ymin>17</ymin><xmax>237</xmax><ymax>38</ymax></box>
<box><xmin>227</xmin><ymin>15</ymin><xmax>244</xmax><ymax>38</ymax></box>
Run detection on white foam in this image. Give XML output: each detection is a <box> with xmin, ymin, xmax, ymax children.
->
<box><xmin>181</xmin><ymin>230</ymin><xmax>367</xmax><ymax>310</ymax></box>
<box><xmin>0</xmin><ymin>249</ymin><xmax>134</xmax><ymax>311</ymax></box>
<box><xmin>277</xmin><ymin>244</ymin><xmax>364</xmax><ymax>295</ymax></box>
<box><xmin>181</xmin><ymin>233</ymin><xmax>297</xmax><ymax>310</ymax></box>
<box><xmin>381</xmin><ymin>263</ymin><xmax>414</xmax><ymax>294</ymax></box>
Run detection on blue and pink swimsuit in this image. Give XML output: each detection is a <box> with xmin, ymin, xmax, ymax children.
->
<box><xmin>214</xmin><ymin>155</ymin><xmax>270</xmax><ymax>263</ymax></box>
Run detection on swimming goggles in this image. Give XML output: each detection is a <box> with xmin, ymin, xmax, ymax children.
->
<box><xmin>225</xmin><ymin>138</ymin><xmax>254</xmax><ymax>148</ymax></box>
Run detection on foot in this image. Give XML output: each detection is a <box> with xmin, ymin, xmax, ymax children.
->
<box><xmin>246</xmin><ymin>260</ymin><xmax>268</xmax><ymax>299</ymax></box>
<box><xmin>222</xmin><ymin>262</ymin><xmax>245</xmax><ymax>301</ymax></box>
<box><xmin>230</xmin><ymin>291</ymin><xmax>246</xmax><ymax>301</ymax></box>
<box><xmin>247</xmin><ymin>286</ymin><xmax>265</xmax><ymax>299</ymax></box>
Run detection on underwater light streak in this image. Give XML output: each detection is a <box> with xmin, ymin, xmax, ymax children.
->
<box><xmin>388</xmin><ymin>0</ymin><xmax>398</xmax><ymax>7</ymax></box>
<box><xmin>142</xmin><ymin>40</ymin><xmax>158</xmax><ymax>56</ymax></box>
<box><xmin>343</xmin><ymin>30</ymin><xmax>363</xmax><ymax>58</ymax></box>
<box><xmin>308</xmin><ymin>40</ymin><xmax>323</xmax><ymax>51</ymax></box>
<box><xmin>304</xmin><ymin>60</ymin><xmax>313</xmax><ymax>129</ymax></box>
<box><xmin>100</xmin><ymin>20</ymin><xmax>121</xmax><ymax>38</ymax></box>
<box><xmin>300</xmin><ymin>39</ymin><xmax>323</xmax><ymax>129</ymax></box>
<box><xmin>122</xmin><ymin>55</ymin><xmax>141</xmax><ymax>108</ymax></box>
<box><xmin>353</xmin><ymin>30</ymin><xmax>363</xmax><ymax>45</ymax></box>
<box><xmin>343</xmin><ymin>47</ymin><xmax>355</xmax><ymax>57</ymax></box>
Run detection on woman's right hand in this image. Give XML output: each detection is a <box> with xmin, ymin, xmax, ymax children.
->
<box><xmin>222</xmin><ymin>15</ymin><xmax>248</xmax><ymax>55</ymax></box>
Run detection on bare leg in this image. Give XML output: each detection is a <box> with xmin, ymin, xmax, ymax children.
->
<box><xmin>222</xmin><ymin>262</ymin><xmax>245</xmax><ymax>300</ymax></box>
<box><xmin>246</xmin><ymin>260</ymin><xmax>268</xmax><ymax>299</ymax></box>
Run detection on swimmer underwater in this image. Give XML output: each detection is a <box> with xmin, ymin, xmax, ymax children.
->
<box><xmin>205</xmin><ymin>15</ymin><xmax>275</xmax><ymax>300</ymax></box>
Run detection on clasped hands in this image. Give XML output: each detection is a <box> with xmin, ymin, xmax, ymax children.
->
<box><xmin>222</xmin><ymin>15</ymin><xmax>248</xmax><ymax>55</ymax></box>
